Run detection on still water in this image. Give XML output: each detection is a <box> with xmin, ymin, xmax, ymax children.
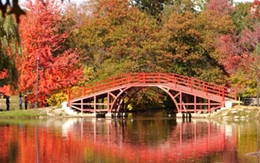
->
<box><xmin>0</xmin><ymin>113</ymin><xmax>259</xmax><ymax>163</ymax></box>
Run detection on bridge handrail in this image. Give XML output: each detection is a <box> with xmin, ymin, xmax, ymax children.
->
<box><xmin>68</xmin><ymin>72</ymin><xmax>237</xmax><ymax>103</ymax></box>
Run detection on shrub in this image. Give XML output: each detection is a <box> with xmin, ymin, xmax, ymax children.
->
<box><xmin>47</xmin><ymin>92</ymin><xmax>67</xmax><ymax>107</ymax></box>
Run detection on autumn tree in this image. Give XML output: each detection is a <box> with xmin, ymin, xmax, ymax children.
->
<box><xmin>75</xmin><ymin>0</ymin><xmax>171</xmax><ymax>80</ymax></box>
<box><xmin>19</xmin><ymin>0</ymin><xmax>83</xmax><ymax>107</ymax></box>
<box><xmin>163</xmin><ymin>0</ymin><xmax>201</xmax><ymax>18</ymax></box>
<box><xmin>217</xmin><ymin>0</ymin><xmax>260</xmax><ymax>97</ymax></box>
<box><xmin>206</xmin><ymin>0</ymin><xmax>234</xmax><ymax>16</ymax></box>
<box><xmin>230</xmin><ymin>2</ymin><xmax>252</xmax><ymax>34</ymax></box>
<box><xmin>163</xmin><ymin>7</ymin><xmax>234</xmax><ymax>84</ymax></box>
<box><xmin>129</xmin><ymin>0</ymin><xmax>172</xmax><ymax>21</ymax></box>
<box><xmin>217</xmin><ymin>34</ymin><xmax>256</xmax><ymax>95</ymax></box>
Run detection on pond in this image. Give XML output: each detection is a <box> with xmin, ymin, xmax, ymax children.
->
<box><xmin>0</xmin><ymin>112</ymin><xmax>259</xmax><ymax>163</ymax></box>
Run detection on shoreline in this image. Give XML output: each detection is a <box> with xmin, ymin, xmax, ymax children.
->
<box><xmin>0</xmin><ymin>105</ymin><xmax>260</xmax><ymax>120</ymax></box>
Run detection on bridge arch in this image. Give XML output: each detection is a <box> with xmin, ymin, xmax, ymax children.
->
<box><xmin>107</xmin><ymin>86</ymin><xmax>181</xmax><ymax>113</ymax></box>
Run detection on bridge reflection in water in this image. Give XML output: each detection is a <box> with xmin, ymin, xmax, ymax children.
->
<box><xmin>62</xmin><ymin>118</ymin><xmax>237</xmax><ymax>163</ymax></box>
<box><xmin>0</xmin><ymin>118</ymin><xmax>238</xmax><ymax>163</ymax></box>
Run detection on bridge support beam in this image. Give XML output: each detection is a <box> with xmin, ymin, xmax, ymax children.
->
<box><xmin>94</xmin><ymin>96</ymin><xmax>96</xmax><ymax>113</ymax></box>
<box><xmin>176</xmin><ymin>113</ymin><xmax>192</xmax><ymax>122</ymax></box>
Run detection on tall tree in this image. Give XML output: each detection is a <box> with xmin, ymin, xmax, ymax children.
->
<box><xmin>129</xmin><ymin>0</ymin><xmax>172</xmax><ymax>21</ymax></box>
<box><xmin>76</xmin><ymin>0</ymin><xmax>171</xmax><ymax>80</ymax></box>
<box><xmin>217</xmin><ymin>0</ymin><xmax>260</xmax><ymax>96</ymax></box>
<box><xmin>164</xmin><ymin>8</ymin><xmax>234</xmax><ymax>84</ymax></box>
<box><xmin>161</xmin><ymin>0</ymin><xmax>198</xmax><ymax>22</ymax></box>
<box><xmin>0</xmin><ymin>11</ymin><xmax>21</xmax><ymax>94</ymax></box>
<box><xmin>231</xmin><ymin>2</ymin><xmax>252</xmax><ymax>34</ymax></box>
<box><xmin>206</xmin><ymin>0</ymin><xmax>234</xmax><ymax>16</ymax></box>
<box><xmin>19</xmin><ymin>0</ymin><xmax>83</xmax><ymax>106</ymax></box>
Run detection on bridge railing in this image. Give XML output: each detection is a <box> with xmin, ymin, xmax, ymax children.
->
<box><xmin>68</xmin><ymin>73</ymin><xmax>237</xmax><ymax>104</ymax></box>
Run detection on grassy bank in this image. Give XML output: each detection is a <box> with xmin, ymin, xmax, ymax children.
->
<box><xmin>0</xmin><ymin>109</ymin><xmax>47</xmax><ymax>119</ymax></box>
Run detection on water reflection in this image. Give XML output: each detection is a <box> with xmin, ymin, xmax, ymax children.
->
<box><xmin>0</xmin><ymin>117</ymin><xmax>259</xmax><ymax>163</ymax></box>
<box><xmin>35</xmin><ymin>125</ymin><xmax>40</xmax><ymax>163</ymax></box>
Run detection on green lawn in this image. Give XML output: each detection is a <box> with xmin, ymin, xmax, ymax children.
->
<box><xmin>0</xmin><ymin>109</ymin><xmax>47</xmax><ymax>118</ymax></box>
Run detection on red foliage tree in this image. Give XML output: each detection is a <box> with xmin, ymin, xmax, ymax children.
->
<box><xmin>19</xmin><ymin>0</ymin><xmax>83</xmax><ymax>107</ymax></box>
<box><xmin>216</xmin><ymin>1</ymin><xmax>260</xmax><ymax>95</ymax></box>
<box><xmin>206</xmin><ymin>0</ymin><xmax>234</xmax><ymax>16</ymax></box>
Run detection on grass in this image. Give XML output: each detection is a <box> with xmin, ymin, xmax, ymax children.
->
<box><xmin>0</xmin><ymin>94</ymin><xmax>48</xmax><ymax>119</ymax></box>
<box><xmin>0</xmin><ymin>109</ymin><xmax>47</xmax><ymax>119</ymax></box>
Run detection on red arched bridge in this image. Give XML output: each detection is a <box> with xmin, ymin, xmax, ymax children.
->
<box><xmin>68</xmin><ymin>73</ymin><xmax>237</xmax><ymax>114</ymax></box>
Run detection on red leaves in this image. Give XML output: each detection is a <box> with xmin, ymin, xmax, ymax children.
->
<box><xmin>0</xmin><ymin>69</ymin><xmax>8</xmax><ymax>80</ymax></box>
<box><xmin>207</xmin><ymin>0</ymin><xmax>234</xmax><ymax>16</ymax></box>
<box><xmin>0</xmin><ymin>85</ymin><xmax>10</xmax><ymax>96</ymax></box>
<box><xmin>218</xmin><ymin>34</ymin><xmax>255</xmax><ymax>74</ymax></box>
<box><xmin>252</xmin><ymin>0</ymin><xmax>260</xmax><ymax>16</ymax></box>
<box><xmin>0</xmin><ymin>70</ymin><xmax>10</xmax><ymax>95</ymax></box>
<box><xmin>18</xmin><ymin>0</ymin><xmax>83</xmax><ymax>107</ymax></box>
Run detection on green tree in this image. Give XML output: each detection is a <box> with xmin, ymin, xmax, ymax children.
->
<box><xmin>75</xmin><ymin>0</ymin><xmax>170</xmax><ymax>80</ymax></box>
<box><xmin>162</xmin><ymin>0</ymin><xmax>199</xmax><ymax>21</ymax></box>
<box><xmin>0</xmin><ymin>12</ymin><xmax>21</xmax><ymax>91</ymax></box>
<box><xmin>129</xmin><ymin>0</ymin><xmax>172</xmax><ymax>21</ymax></box>
<box><xmin>230</xmin><ymin>2</ymin><xmax>252</xmax><ymax>34</ymax></box>
<box><xmin>164</xmin><ymin>9</ymin><xmax>234</xmax><ymax>84</ymax></box>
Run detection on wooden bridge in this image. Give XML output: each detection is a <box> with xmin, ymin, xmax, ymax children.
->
<box><xmin>67</xmin><ymin>72</ymin><xmax>237</xmax><ymax>115</ymax></box>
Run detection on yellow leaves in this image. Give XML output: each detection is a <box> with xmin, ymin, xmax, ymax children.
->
<box><xmin>47</xmin><ymin>92</ymin><xmax>67</xmax><ymax>106</ymax></box>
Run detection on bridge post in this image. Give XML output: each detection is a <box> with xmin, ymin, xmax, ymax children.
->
<box><xmin>182</xmin><ymin>113</ymin><xmax>191</xmax><ymax>122</ymax></box>
<box><xmin>94</xmin><ymin>95</ymin><xmax>96</xmax><ymax>113</ymax></box>
<box><xmin>194</xmin><ymin>95</ymin><xmax>197</xmax><ymax>113</ymax></box>
<box><xmin>180</xmin><ymin>93</ymin><xmax>183</xmax><ymax>112</ymax></box>
<box><xmin>81</xmin><ymin>99</ymin><xmax>83</xmax><ymax>114</ymax></box>
<box><xmin>208</xmin><ymin>100</ymin><xmax>212</xmax><ymax>113</ymax></box>
<box><xmin>67</xmin><ymin>89</ymin><xmax>71</xmax><ymax>106</ymax></box>
<box><xmin>143</xmin><ymin>73</ymin><xmax>146</xmax><ymax>83</ymax></box>
<box><xmin>98</xmin><ymin>82</ymin><xmax>100</xmax><ymax>91</ymax></box>
<box><xmin>127</xmin><ymin>74</ymin><xmax>131</xmax><ymax>84</ymax></box>
<box><xmin>222</xmin><ymin>88</ymin><xmax>225</xmax><ymax>101</ymax></box>
<box><xmin>107</xmin><ymin>92</ymin><xmax>110</xmax><ymax>112</ymax></box>
<box><xmin>172</xmin><ymin>74</ymin><xmax>176</xmax><ymax>87</ymax></box>
<box><xmin>189</xmin><ymin>78</ymin><xmax>191</xmax><ymax>90</ymax></box>
<box><xmin>113</xmin><ymin>78</ymin><xmax>116</xmax><ymax>87</ymax></box>
<box><xmin>83</xmin><ymin>87</ymin><xmax>86</xmax><ymax>96</ymax></box>
<box><xmin>158</xmin><ymin>73</ymin><xmax>161</xmax><ymax>83</ymax></box>
<box><xmin>190</xmin><ymin>78</ymin><xmax>193</xmax><ymax>92</ymax></box>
